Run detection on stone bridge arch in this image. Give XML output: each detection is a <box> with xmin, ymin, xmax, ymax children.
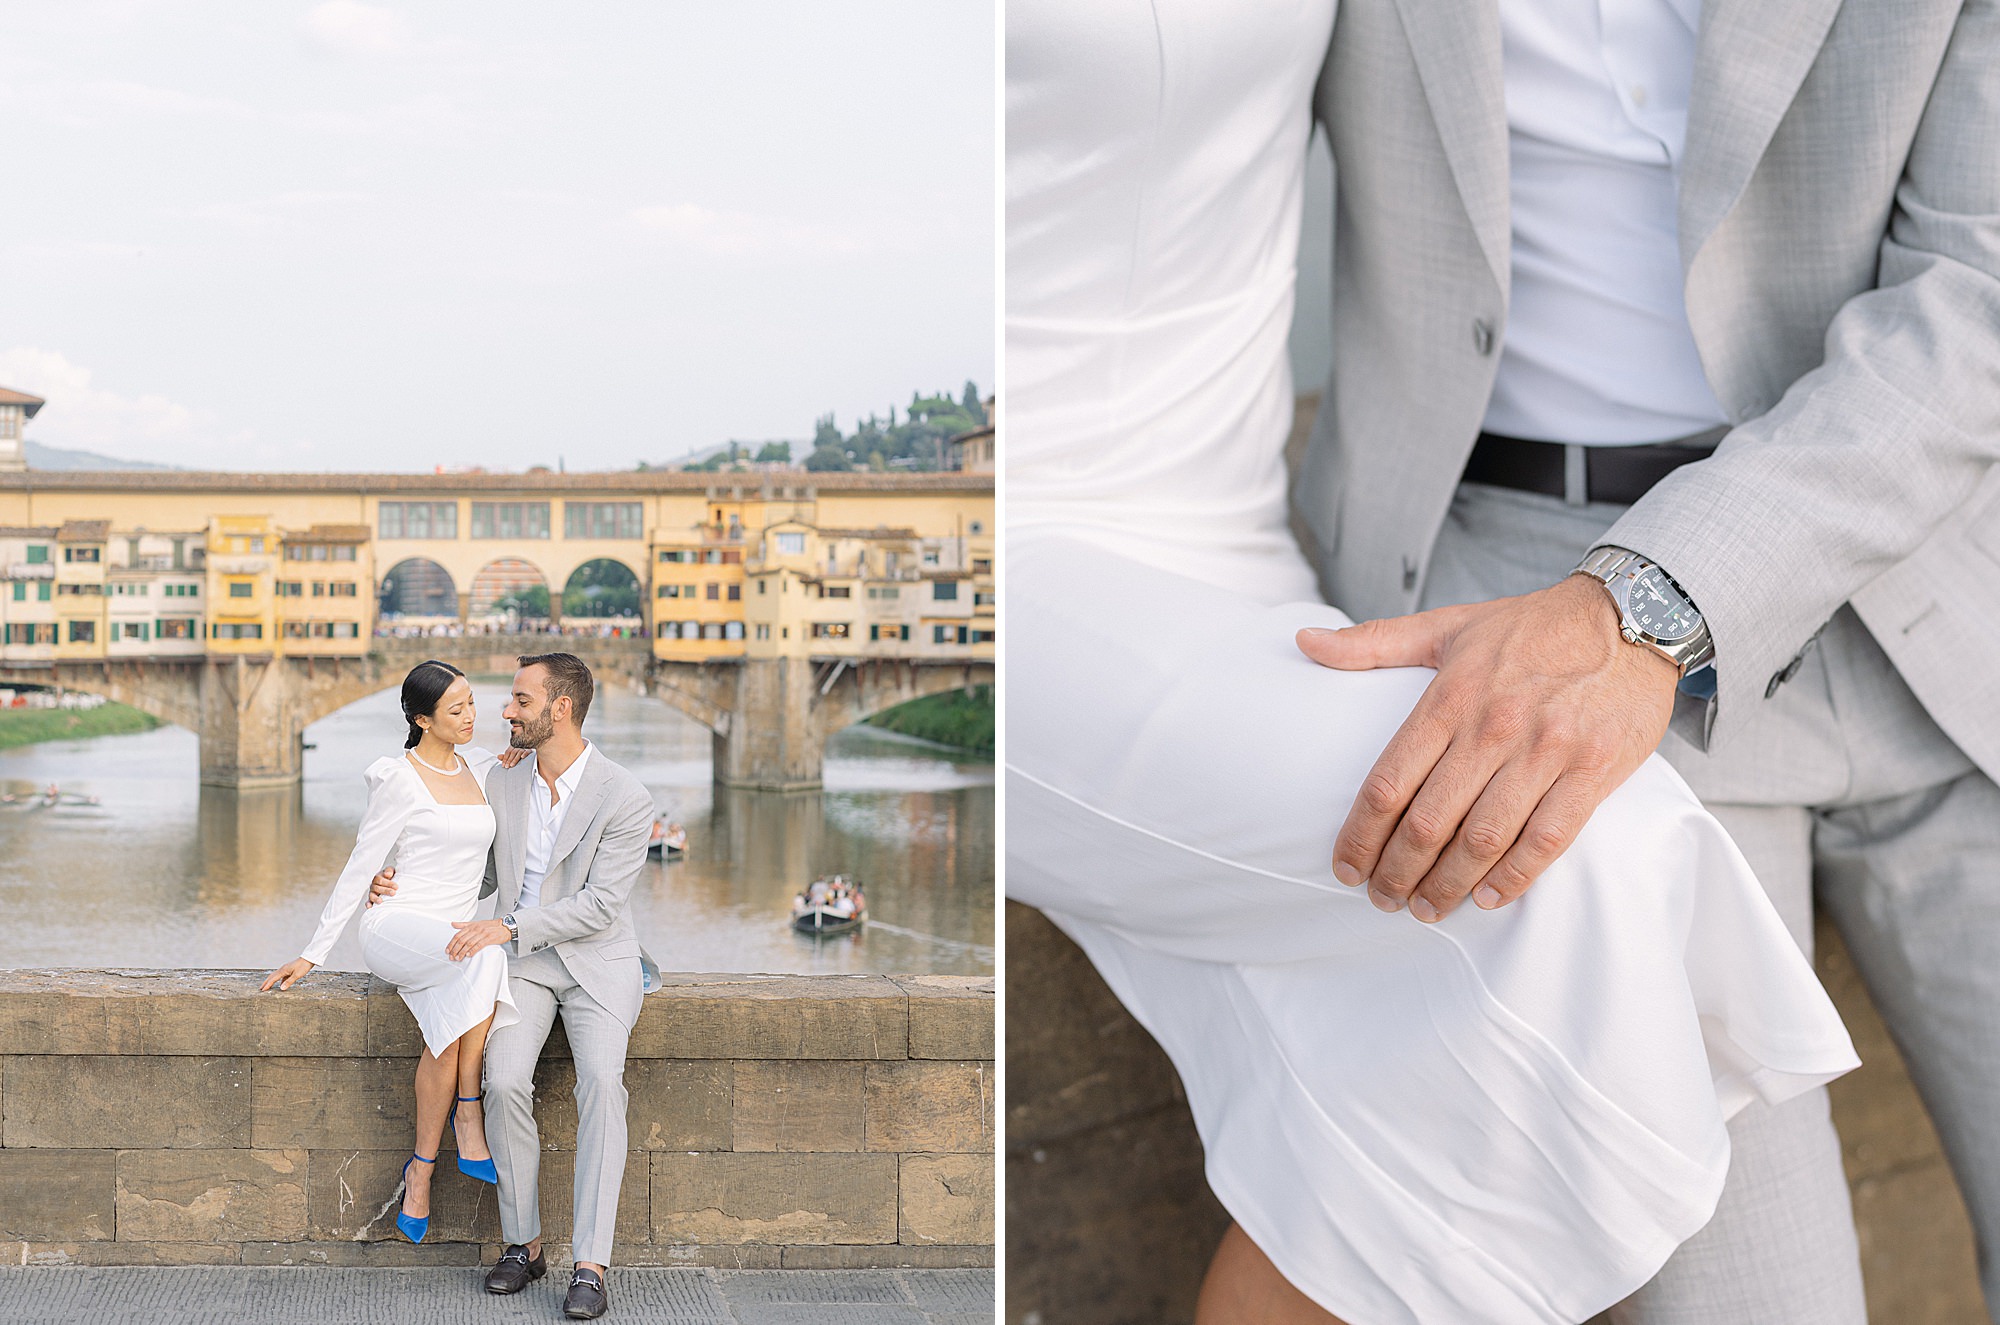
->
<box><xmin>811</xmin><ymin>657</ymin><xmax>994</xmax><ymax>736</ymax></box>
<box><xmin>649</xmin><ymin>655</ymin><xmax>994</xmax><ymax>791</ymax></box>
<box><xmin>377</xmin><ymin>558</ymin><xmax>458</xmax><ymax>621</ymax></box>
<box><xmin>469</xmin><ymin>558</ymin><xmax>551</xmax><ymax>625</ymax></box>
<box><xmin>0</xmin><ymin>644</ymin><xmax>987</xmax><ymax>793</ymax></box>
<box><xmin>0</xmin><ymin>657</ymin><xmax>204</xmax><ymax>735</ymax></box>
<box><xmin>561</xmin><ymin>557</ymin><xmax>645</xmax><ymax>625</ymax></box>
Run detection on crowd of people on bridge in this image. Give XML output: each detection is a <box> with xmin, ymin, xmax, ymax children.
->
<box><xmin>373</xmin><ymin>620</ymin><xmax>646</xmax><ymax>641</ymax></box>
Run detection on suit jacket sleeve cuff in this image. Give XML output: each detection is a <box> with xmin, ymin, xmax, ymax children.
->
<box><xmin>1595</xmin><ymin>483</ymin><xmax>1831</xmax><ymax>755</ymax></box>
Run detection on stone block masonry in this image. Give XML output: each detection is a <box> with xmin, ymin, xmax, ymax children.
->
<box><xmin>0</xmin><ymin>969</ymin><xmax>993</xmax><ymax>1269</ymax></box>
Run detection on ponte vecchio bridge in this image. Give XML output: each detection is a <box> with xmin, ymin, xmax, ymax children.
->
<box><xmin>0</xmin><ymin>469</ymin><xmax>994</xmax><ymax>789</ymax></box>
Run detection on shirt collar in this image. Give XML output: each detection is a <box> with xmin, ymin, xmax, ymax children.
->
<box><xmin>556</xmin><ymin>741</ymin><xmax>593</xmax><ymax>796</ymax></box>
<box><xmin>537</xmin><ymin>741</ymin><xmax>593</xmax><ymax>804</ymax></box>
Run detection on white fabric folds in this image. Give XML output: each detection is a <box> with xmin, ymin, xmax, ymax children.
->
<box><xmin>1007</xmin><ymin>534</ymin><xmax>1859</xmax><ymax>1324</ymax></box>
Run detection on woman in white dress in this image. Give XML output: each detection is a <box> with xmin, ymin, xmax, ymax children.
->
<box><xmin>1007</xmin><ymin>3</ymin><xmax>1859</xmax><ymax>1321</ymax></box>
<box><xmin>262</xmin><ymin>660</ymin><xmax>519</xmax><ymax>1244</ymax></box>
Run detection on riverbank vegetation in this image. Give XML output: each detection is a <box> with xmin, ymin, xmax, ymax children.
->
<box><xmin>0</xmin><ymin>702</ymin><xmax>162</xmax><ymax>751</ymax></box>
<box><xmin>864</xmin><ymin>685</ymin><xmax>993</xmax><ymax>754</ymax></box>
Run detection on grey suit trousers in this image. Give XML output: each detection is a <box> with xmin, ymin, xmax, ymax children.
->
<box><xmin>1421</xmin><ymin>479</ymin><xmax>2000</xmax><ymax>1324</ymax></box>
<box><xmin>482</xmin><ymin>947</ymin><xmax>631</xmax><ymax>1267</ymax></box>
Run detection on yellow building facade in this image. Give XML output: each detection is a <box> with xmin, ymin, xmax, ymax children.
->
<box><xmin>0</xmin><ymin>472</ymin><xmax>993</xmax><ymax>670</ymax></box>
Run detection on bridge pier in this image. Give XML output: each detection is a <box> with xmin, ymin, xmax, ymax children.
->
<box><xmin>197</xmin><ymin>656</ymin><xmax>308</xmax><ymax>788</ymax></box>
<box><xmin>3</xmin><ymin>642</ymin><xmax>989</xmax><ymax>794</ymax></box>
<box><xmin>712</xmin><ymin>657</ymin><xmax>826</xmax><ymax>791</ymax></box>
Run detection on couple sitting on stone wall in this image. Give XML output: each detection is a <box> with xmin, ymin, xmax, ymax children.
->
<box><xmin>262</xmin><ymin>652</ymin><xmax>658</xmax><ymax>1321</ymax></box>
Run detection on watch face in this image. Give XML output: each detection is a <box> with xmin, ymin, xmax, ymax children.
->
<box><xmin>1627</xmin><ymin>566</ymin><xmax>1701</xmax><ymax>641</ymax></box>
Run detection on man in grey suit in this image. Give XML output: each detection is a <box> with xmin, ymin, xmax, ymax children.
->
<box><xmin>376</xmin><ymin>652</ymin><xmax>656</xmax><ymax>1319</ymax></box>
<box><xmin>1283</xmin><ymin>0</ymin><xmax>2000</xmax><ymax>1319</ymax></box>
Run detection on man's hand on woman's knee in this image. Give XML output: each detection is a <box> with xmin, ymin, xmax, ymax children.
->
<box><xmin>1296</xmin><ymin>574</ymin><xmax>1678</xmax><ymax>921</ymax></box>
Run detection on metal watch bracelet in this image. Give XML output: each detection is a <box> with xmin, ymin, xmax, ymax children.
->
<box><xmin>1571</xmin><ymin>546</ymin><xmax>1715</xmax><ymax>677</ymax></box>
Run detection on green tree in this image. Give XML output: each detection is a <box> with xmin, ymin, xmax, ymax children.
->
<box><xmin>562</xmin><ymin>559</ymin><xmax>641</xmax><ymax>617</ymax></box>
<box><xmin>754</xmin><ymin>440</ymin><xmax>791</xmax><ymax>463</ymax></box>
<box><xmin>805</xmin><ymin>442</ymin><xmax>851</xmax><ymax>472</ymax></box>
<box><xmin>497</xmin><ymin>584</ymin><xmax>550</xmax><ymax>617</ymax></box>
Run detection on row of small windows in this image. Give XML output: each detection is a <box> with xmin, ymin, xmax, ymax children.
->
<box><xmin>8</xmin><ymin>545</ymin><xmax>120</xmax><ymax>564</ymax></box>
<box><xmin>377</xmin><ymin>501</ymin><xmax>645</xmax><ymax>541</ymax></box>
<box><xmin>377</xmin><ymin>502</ymin><xmax>458</xmax><ymax>540</ymax></box>
<box><xmin>471</xmin><ymin>503</ymin><xmax>549</xmax><ymax>540</ymax></box>
<box><xmin>1</xmin><ymin>619</ymin><xmax>205</xmax><ymax>645</ymax></box>
<box><xmin>656</xmin><ymin>621</ymin><xmax>746</xmax><ymax>641</ymax></box>
<box><xmin>280</xmin><ymin>621</ymin><xmax>362</xmax><ymax>639</ymax></box>
<box><xmin>657</xmin><ymin>584</ymin><xmax>740</xmax><ymax>601</ymax></box>
<box><xmin>274</xmin><ymin>581</ymin><xmax>360</xmax><ymax>597</ymax></box>
<box><xmin>659</xmin><ymin>549</ymin><xmax>741</xmax><ymax>565</ymax></box>
<box><xmin>83</xmin><ymin>581</ymin><xmax>202</xmax><ymax>598</ymax></box>
<box><xmin>284</xmin><ymin>544</ymin><xmax>360</xmax><ymax>561</ymax></box>
<box><xmin>566</xmin><ymin>503</ymin><xmax>644</xmax><ymax>540</ymax></box>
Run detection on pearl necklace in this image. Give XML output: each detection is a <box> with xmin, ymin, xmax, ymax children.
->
<box><xmin>408</xmin><ymin>750</ymin><xmax>467</xmax><ymax>776</ymax></box>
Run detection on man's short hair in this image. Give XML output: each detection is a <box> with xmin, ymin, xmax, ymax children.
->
<box><xmin>518</xmin><ymin>652</ymin><xmax>595</xmax><ymax>727</ymax></box>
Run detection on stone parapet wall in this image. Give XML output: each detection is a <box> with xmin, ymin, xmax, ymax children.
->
<box><xmin>0</xmin><ymin>969</ymin><xmax>993</xmax><ymax>1269</ymax></box>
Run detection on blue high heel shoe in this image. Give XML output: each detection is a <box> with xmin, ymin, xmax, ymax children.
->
<box><xmin>396</xmin><ymin>1153</ymin><xmax>436</xmax><ymax>1244</ymax></box>
<box><xmin>449</xmin><ymin>1095</ymin><xmax>499</xmax><ymax>1185</ymax></box>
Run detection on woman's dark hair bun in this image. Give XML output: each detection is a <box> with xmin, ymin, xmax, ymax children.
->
<box><xmin>400</xmin><ymin>659</ymin><xmax>467</xmax><ymax>749</ymax></box>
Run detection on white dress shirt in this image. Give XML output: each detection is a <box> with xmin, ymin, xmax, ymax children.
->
<box><xmin>519</xmin><ymin>741</ymin><xmax>593</xmax><ymax>912</ymax></box>
<box><xmin>1481</xmin><ymin>0</ymin><xmax>1732</xmax><ymax>445</ymax></box>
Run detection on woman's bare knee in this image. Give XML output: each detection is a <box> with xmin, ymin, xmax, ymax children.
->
<box><xmin>1195</xmin><ymin>1222</ymin><xmax>1347</xmax><ymax>1325</ymax></box>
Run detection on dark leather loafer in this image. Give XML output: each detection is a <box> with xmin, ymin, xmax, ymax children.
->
<box><xmin>564</xmin><ymin>1266</ymin><xmax>609</xmax><ymax>1319</ymax></box>
<box><xmin>484</xmin><ymin>1244</ymin><xmax>547</xmax><ymax>1295</ymax></box>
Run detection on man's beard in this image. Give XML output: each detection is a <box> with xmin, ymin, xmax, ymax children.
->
<box><xmin>509</xmin><ymin>710</ymin><xmax>555</xmax><ymax>749</ymax></box>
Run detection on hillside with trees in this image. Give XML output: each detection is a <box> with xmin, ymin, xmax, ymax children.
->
<box><xmin>672</xmin><ymin>381</ymin><xmax>986</xmax><ymax>474</ymax></box>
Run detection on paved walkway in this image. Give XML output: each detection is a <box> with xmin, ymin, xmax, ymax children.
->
<box><xmin>0</xmin><ymin>1266</ymin><xmax>993</xmax><ymax>1324</ymax></box>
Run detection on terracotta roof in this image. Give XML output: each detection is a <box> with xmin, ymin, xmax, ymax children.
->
<box><xmin>56</xmin><ymin>519</ymin><xmax>110</xmax><ymax>542</ymax></box>
<box><xmin>0</xmin><ymin>525</ymin><xmax>58</xmax><ymax>538</ymax></box>
<box><xmin>0</xmin><ymin>470</ymin><xmax>990</xmax><ymax>495</ymax></box>
<box><xmin>297</xmin><ymin>523</ymin><xmax>372</xmax><ymax>543</ymax></box>
<box><xmin>0</xmin><ymin>388</ymin><xmax>45</xmax><ymax>418</ymax></box>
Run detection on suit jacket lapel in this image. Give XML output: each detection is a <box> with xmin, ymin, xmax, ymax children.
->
<box><xmin>545</xmin><ymin>755</ymin><xmax>611</xmax><ymax>890</ymax></box>
<box><xmin>1678</xmin><ymin>0</ymin><xmax>1846</xmax><ymax>266</ymax></box>
<box><xmin>500</xmin><ymin>755</ymin><xmax>533</xmax><ymax>913</ymax></box>
<box><xmin>1384</xmin><ymin>0</ymin><xmax>1511</xmax><ymax>291</ymax></box>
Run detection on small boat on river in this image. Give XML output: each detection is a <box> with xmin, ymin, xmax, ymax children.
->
<box><xmin>1</xmin><ymin>783</ymin><xmax>100</xmax><ymax>809</ymax></box>
<box><xmin>648</xmin><ymin>818</ymin><xmax>687</xmax><ymax>858</ymax></box>
<box><xmin>790</xmin><ymin>874</ymin><xmax>867</xmax><ymax>936</ymax></box>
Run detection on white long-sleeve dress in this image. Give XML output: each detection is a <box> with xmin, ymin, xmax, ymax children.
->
<box><xmin>301</xmin><ymin>750</ymin><xmax>518</xmax><ymax>1057</ymax></box>
<box><xmin>1006</xmin><ymin>2</ymin><xmax>1861</xmax><ymax>1321</ymax></box>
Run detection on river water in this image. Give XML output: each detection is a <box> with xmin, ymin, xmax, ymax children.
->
<box><xmin>0</xmin><ymin>681</ymin><xmax>993</xmax><ymax>977</ymax></box>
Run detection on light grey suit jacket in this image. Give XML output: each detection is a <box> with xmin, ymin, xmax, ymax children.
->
<box><xmin>478</xmin><ymin>747</ymin><xmax>660</xmax><ymax>1028</ymax></box>
<box><xmin>1297</xmin><ymin>0</ymin><xmax>2000</xmax><ymax>776</ymax></box>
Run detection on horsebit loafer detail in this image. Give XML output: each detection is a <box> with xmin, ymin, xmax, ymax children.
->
<box><xmin>483</xmin><ymin>1245</ymin><xmax>547</xmax><ymax>1295</ymax></box>
<box><xmin>564</xmin><ymin>1266</ymin><xmax>609</xmax><ymax>1319</ymax></box>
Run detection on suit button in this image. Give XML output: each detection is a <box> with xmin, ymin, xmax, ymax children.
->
<box><xmin>1473</xmin><ymin>319</ymin><xmax>1495</xmax><ymax>356</ymax></box>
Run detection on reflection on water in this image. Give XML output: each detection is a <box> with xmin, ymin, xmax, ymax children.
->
<box><xmin>0</xmin><ymin>680</ymin><xmax>992</xmax><ymax>976</ymax></box>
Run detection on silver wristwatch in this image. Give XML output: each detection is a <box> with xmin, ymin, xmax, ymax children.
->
<box><xmin>502</xmin><ymin>913</ymin><xmax>520</xmax><ymax>946</ymax></box>
<box><xmin>1571</xmin><ymin>546</ymin><xmax>1715</xmax><ymax>677</ymax></box>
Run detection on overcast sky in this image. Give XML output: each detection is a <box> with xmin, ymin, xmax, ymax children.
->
<box><xmin>0</xmin><ymin>1</ymin><xmax>994</xmax><ymax>472</ymax></box>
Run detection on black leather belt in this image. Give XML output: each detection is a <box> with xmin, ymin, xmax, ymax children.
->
<box><xmin>1462</xmin><ymin>427</ymin><xmax>1727</xmax><ymax>506</ymax></box>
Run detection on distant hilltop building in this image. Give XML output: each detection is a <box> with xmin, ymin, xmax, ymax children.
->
<box><xmin>949</xmin><ymin>396</ymin><xmax>996</xmax><ymax>474</ymax></box>
<box><xmin>0</xmin><ymin>388</ymin><xmax>45</xmax><ymax>473</ymax></box>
